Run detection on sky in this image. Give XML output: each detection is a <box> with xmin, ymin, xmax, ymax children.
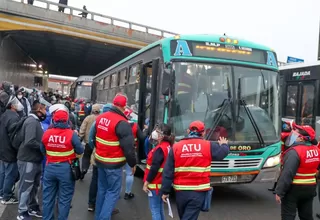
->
<box><xmin>46</xmin><ymin>0</ymin><xmax>320</xmax><ymax>62</ymax></box>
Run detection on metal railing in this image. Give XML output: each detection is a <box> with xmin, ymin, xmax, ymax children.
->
<box><xmin>12</xmin><ymin>0</ymin><xmax>177</xmax><ymax>38</ymax></box>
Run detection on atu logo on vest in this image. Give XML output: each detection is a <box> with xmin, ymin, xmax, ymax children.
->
<box><xmin>49</xmin><ymin>135</ymin><xmax>66</xmax><ymax>143</ymax></box>
<box><xmin>306</xmin><ymin>149</ymin><xmax>319</xmax><ymax>158</ymax></box>
<box><xmin>182</xmin><ymin>144</ymin><xmax>201</xmax><ymax>152</ymax></box>
<box><xmin>98</xmin><ymin>118</ymin><xmax>111</xmax><ymax>132</ymax></box>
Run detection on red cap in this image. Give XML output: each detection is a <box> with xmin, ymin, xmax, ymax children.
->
<box><xmin>113</xmin><ymin>94</ymin><xmax>127</xmax><ymax>108</ymax></box>
<box><xmin>124</xmin><ymin>108</ymin><xmax>133</xmax><ymax>118</ymax></box>
<box><xmin>53</xmin><ymin>110</ymin><xmax>68</xmax><ymax>122</ymax></box>
<box><xmin>189</xmin><ymin>120</ymin><xmax>205</xmax><ymax>133</ymax></box>
<box><xmin>294</xmin><ymin>124</ymin><xmax>315</xmax><ymax>140</ymax></box>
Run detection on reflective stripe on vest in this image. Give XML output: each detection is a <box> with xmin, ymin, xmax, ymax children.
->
<box><xmin>146</xmin><ymin>164</ymin><xmax>163</xmax><ymax>172</ymax></box>
<box><xmin>174</xmin><ymin>166</ymin><xmax>211</xmax><ymax>173</ymax></box>
<box><xmin>47</xmin><ymin>149</ymin><xmax>75</xmax><ymax>157</ymax></box>
<box><xmin>94</xmin><ymin>152</ymin><xmax>125</xmax><ymax>163</ymax></box>
<box><xmin>148</xmin><ymin>183</ymin><xmax>162</xmax><ymax>189</ymax></box>
<box><xmin>293</xmin><ymin>172</ymin><xmax>317</xmax><ymax>184</ymax></box>
<box><xmin>96</xmin><ymin>137</ymin><xmax>120</xmax><ymax>146</ymax></box>
<box><xmin>173</xmin><ymin>183</ymin><xmax>210</xmax><ymax>191</ymax></box>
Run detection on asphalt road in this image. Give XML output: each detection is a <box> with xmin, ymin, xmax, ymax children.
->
<box><xmin>1</xmin><ymin>171</ymin><xmax>320</xmax><ymax>220</ymax></box>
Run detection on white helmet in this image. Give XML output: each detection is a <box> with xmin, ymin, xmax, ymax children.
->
<box><xmin>49</xmin><ymin>103</ymin><xmax>69</xmax><ymax>115</ymax></box>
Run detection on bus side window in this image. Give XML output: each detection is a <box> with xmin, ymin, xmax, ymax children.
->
<box><xmin>119</xmin><ymin>68</ymin><xmax>128</xmax><ymax>94</ymax></box>
<box><xmin>103</xmin><ymin>76</ymin><xmax>110</xmax><ymax>103</ymax></box>
<box><xmin>109</xmin><ymin>73</ymin><xmax>119</xmax><ymax>103</ymax></box>
<box><xmin>301</xmin><ymin>84</ymin><xmax>315</xmax><ymax>125</ymax></box>
<box><xmin>128</xmin><ymin>63</ymin><xmax>141</xmax><ymax>110</ymax></box>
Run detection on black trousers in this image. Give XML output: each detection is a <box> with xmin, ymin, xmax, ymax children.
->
<box><xmin>176</xmin><ymin>191</ymin><xmax>206</xmax><ymax>220</ymax></box>
<box><xmin>281</xmin><ymin>185</ymin><xmax>316</xmax><ymax>220</ymax></box>
<box><xmin>81</xmin><ymin>144</ymin><xmax>93</xmax><ymax>172</ymax></box>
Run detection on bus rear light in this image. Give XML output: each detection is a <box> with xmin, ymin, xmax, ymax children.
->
<box><xmin>219</xmin><ymin>37</ymin><xmax>225</xmax><ymax>42</ymax></box>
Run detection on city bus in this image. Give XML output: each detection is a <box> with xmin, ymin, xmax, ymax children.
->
<box><xmin>280</xmin><ymin>61</ymin><xmax>320</xmax><ymax>130</ymax></box>
<box><xmin>70</xmin><ymin>75</ymin><xmax>94</xmax><ymax>102</ymax></box>
<box><xmin>92</xmin><ymin>34</ymin><xmax>281</xmax><ymax>185</ymax></box>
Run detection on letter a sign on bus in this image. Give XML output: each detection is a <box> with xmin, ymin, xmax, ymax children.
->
<box><xmin>174</xmin><ymin>40</ymin><xmax>192</xmax><ymax>56</ymax></box>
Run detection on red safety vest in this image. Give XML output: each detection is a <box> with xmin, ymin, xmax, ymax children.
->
<box><xmin>78</xmin><ymin>103</ymin><xmax>85</xmax><ymax>117</ymax></box>
<box><xmin>173</xmin><ymin>138</ymin><xmax>212</xmax><ymax>191</ymax></box>
<box><xmin>291</xmin><ymin>145</ymin><xmax>320</xmax><ymax>185</ymax></box>
<box><xmin>42</xmin><ymin>128</ymin><xmax>75</xmax><ymax>163</ymax></box>
<box><xmin>143</xmin><ymin>141</ymin><xmax>171</xmax><ymax>192</ymax></box>
<box><xmin>131</xmin><ymin>122</ymin><xmax>138</xmax><ymax>147</ymax></box>
<box><xmin>177</xmin><ymin>73</ymin><xmax>193</xmax><ymax>95</ymax></box>
<box><xmin>95</xmin><ymin>111</ymin><xmax>127</xmax><ymax>165</ymax></box>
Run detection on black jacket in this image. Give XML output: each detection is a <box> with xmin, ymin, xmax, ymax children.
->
<box><xmin>17</xmin><ymin>114</ymin><xmax>44</xmax><ymax>164</ymax></box>
<box><xmin>0</xmin><ymin>110</ymin><xmax>20</xmax><ymax>162</ymax></box>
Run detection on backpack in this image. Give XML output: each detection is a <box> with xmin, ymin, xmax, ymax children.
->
<box><xmin>0</xmin><ymin>90</ymin><xmax>10</xmax><ymax>117</ymax></box>
<box><xmin>8</xmin><ymin>116</ymin><xmax>28</xmax><ymax>150</ymax></box>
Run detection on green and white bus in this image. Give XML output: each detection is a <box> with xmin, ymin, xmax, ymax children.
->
<box><xmin>92</xmin><ymin>34</ymin><xmax>281</xmax><ymax>185</ymax></box>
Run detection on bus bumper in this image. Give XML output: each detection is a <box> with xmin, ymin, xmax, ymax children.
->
<box><xmin>252</xmin><ymin>166</ymin><xmax>280</xmax><ymax>183</ymax></box>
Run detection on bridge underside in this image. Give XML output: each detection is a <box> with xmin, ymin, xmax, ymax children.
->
<box><xmin>2</xmin><ymin>30</ymin><xmax>138</xmax><ymax>77</ymax></box>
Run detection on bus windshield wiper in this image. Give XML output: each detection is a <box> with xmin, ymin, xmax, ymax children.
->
<box><xmin>205</xmin><ymin>76</ymin><xmax>232</xmax><ymax>140</ymax></box>
<box><xmin>237</xmin><ymin>79</ymin><xmax>265</xmax><ymax>147</ymax></box>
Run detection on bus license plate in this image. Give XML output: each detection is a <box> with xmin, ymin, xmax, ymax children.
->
<box><xmin>221</xmin><ymin>175</ymin><xmax>238</xmax><ymax>183</ymax></box>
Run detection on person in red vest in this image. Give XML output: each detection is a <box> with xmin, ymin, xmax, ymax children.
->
<box><xmin>92</xmin><ymin>93</ymin><xmax>136</xmax><ymax>220</ymax></box>
<box><xmin>161</xmin><ymin>120</ymin><xmax>229</xmax><ymax>220</ymax></box>
<box><xmin>268</xmin><ymin>121</ymin><xmax>293</xmax><ymax>193</ymax></box>
<box><xmin>78</xmin><ymin>99</ymin><xmax>86</xmax><ymax>123</ymax></box>
<box><xmin>123</xmin><ymin>108</ymin><xmax>146</xmax><ymax>200</ymax></box>
<box><xmin>275</xmin><ymin>124</ymin><xmax>320</xmax><ymax>220</ymax></box>
<box><xmin>41</xmin><ymin>110</ymin><xmax>84</xmax><ymax>220</ymax></box>
<box><xmin>143</xmin><ymin>123</ymin><xmax>172</xmax><ymax>220</ymax></box>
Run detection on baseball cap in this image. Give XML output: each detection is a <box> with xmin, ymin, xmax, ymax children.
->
<box><xmin>53</xmin><ymin>110</ymin><xmax>69</xmax><ymax>122</ymax></box>
<box><xmin>189</xmin><ymin>121</ymin><xmax>205</xmax><ymax>133</ymax></box>
<box><xmin>113</xmin><ymin>94</ymin><xmax>127</xmax><ymax>108</ymax></box>
<box><xmin>294</xmin><ymin>124</ymin><xmax>315</xmax><ymax>141</ymax></box>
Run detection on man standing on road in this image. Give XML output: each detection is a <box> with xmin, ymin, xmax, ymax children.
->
<box><xmin>161</xmin><ymin>121</ymin><xmax>229</xmax><ymax>220</ymax></box>
<box><xmin>16</xmin><ymin>100</ymin><xmax>47</xmax><ymax>220</ymax></box>
<box><xmin>275</xmin><ymin>124</ymin><xmax>320</xmax><ymax>220</ymax></box>
<box><xmin>79</xmin><ymin>104</ymin><xmax>101</xmax><ymax>180</ymax></box>
<box><xmin>92</xmin><ymin>94</ymin><xmax>137</xmax><ymax>220</ymax></box>
<box><xmin>0</xmin><ymin>96</ymin><xmax>23</xmax><ymax>204</ymax></box>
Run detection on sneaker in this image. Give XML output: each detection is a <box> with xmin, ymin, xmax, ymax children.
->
<box><xmin>28</xmin><ymin>209</ymin><xmax>42</xmax><ymax>218</ymax></box>
<box><xmin>1</xmin><ymin>197</ymin><xmax>19</xmax><ymax>204</ymax></box>
<box><xmin>124</xmin><ymin>193</ymin><xmax>134</xmax><ymax>200</ymax></box>
<box><xmin>17</xmin><ymin>213</ymin><xmax>32</xmax><ymax>220</ymax></box>
<box><xmin>88</xmin><ymin>204</ymin><xmax>95</xmax><ymax>212</ymax></box>
<box><xmin>112</xmin><ymin>208</ymin><xmax>120</xmax><ymax>215</ymax></box>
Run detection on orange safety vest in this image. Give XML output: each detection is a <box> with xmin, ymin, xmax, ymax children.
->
<box><xmin>143</xmin><ymin>141</ymin><xmax>171</xmax><ymax>192</ymax></box>
<box><xmin>291</xmin><ymin>145</ymin><xmax>320</xmax><ymax>185</ymax></box>
<box><xmin>177</xmin><ymin>73</ymin><xmax>193</xmax><ymax>95</ymax></box>
<box><xmin>95</xmin><ymin>111</ymin><xmax>127</xmax><ymax>165</ymax></box>
<box><xmin>42</xmin><ymin>128</ymin><xmax>76</xmax><ymax>163</ymax></box>
<box><xmin>173</xmin><ymin>138</ymin><xmax>212</xmax><ymax>191</ymax></box>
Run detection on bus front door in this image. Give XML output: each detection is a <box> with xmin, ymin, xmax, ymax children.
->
<box><xmin>284</xmin><ymin>81</ymin><xmax>317</xmax><ymax>127</ymax></box>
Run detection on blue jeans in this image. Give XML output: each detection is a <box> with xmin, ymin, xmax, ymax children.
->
<box><xmin>95</xmin><ymin>167</ymin><xmax>122</xmax><ymax>220</ymax></box>
<box><xmin>124</xmin><ymin>163</ymin><xmax>133</xmax><ymax>194</ymax></box>
<box><xmin>0</xmin><ymin>161</ymin><xmax>18</xmax><ymax>200</ymax></box>
<box><xmin>148</xmin><ymin>190</ymin><xmax>165</xmax><ymax>220</ymax></box>
<box><xmin>43</xmin><ymin>162</ymin><xmax>75</xmax><ymax>220</ymax></box>
<box><xmin>88</xmin><ymin>166</ymin><xmax>97</xmax><ymax>205</ymax></box>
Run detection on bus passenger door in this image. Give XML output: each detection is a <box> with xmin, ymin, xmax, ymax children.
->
<box><xmin>137</xmin><ymin>59</ymin><xmax>160</xmax><ymax>164</ymax></box>
<box><xmin>284</xmin><ymin>81</ymin><xmax>317</xmax><ymax>127</ymax></box>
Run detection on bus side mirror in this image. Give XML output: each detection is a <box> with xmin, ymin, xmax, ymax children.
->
<box><xmin>162</xmin><ymin>68</ymin><xmax>172</xmax><ymax>96</ymax></box>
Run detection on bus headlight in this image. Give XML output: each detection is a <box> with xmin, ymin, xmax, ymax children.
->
<box><xmin>263</xmin><ymin>154</ymin><xmax>281</xmax><ymax>168</ymax></box>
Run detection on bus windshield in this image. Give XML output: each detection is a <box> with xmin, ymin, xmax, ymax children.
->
<box><xmin>171</xmin><ymin>62</ymin><xmax>280</xmax><ymax>144</ymax></box>
<box><xmin>75</xmin><ymin>85</ymin><xmax>92</xmax><ymax>101</ymax></box>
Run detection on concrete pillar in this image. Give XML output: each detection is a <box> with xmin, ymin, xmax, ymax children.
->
<box><xmin>43</xmin><ymin>74</ymin><xmax>48</xmax><ymax>91</ymax></box>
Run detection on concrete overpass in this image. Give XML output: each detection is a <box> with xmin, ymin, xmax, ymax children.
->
<box><xmin>0</xmin><ymin>0</ymin><xmax>176</xmax><ymax>85</ymax></box>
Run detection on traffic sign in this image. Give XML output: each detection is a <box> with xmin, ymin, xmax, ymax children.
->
<box><xmin>287</xmin><ymin>56</ymin><xmax>304</xmax><ymax>63</ymax></box>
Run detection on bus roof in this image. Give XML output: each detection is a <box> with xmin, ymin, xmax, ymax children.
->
<box><xmin>76</xmin><ymin>75</ymin><xmax>94</xmax><ymax>82</ymax></box>
<box><xmin>94</xmin><ymin>34</ymin><xmax>275</xmax><ymax>79</ymax></box>
<box><xmin>279</xmin><ymin>61</ymin><xmax>320</xmax><ymax>70</ymax></box>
